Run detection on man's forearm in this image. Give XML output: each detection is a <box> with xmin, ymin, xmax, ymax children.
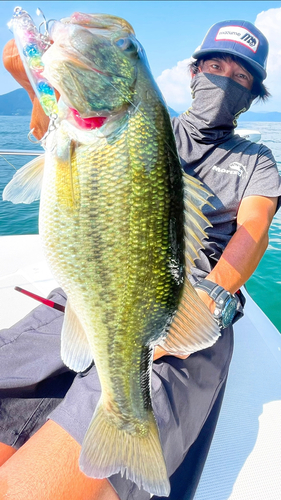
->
<box><xmin>198</xmin><ymin>195</ymin><xmax>278</xmax><ymax>312</ymax></box>
<box><xmin>207</xmin><ymin>223</ymin><xmax>269</xmax><ymax>295</ymax></box>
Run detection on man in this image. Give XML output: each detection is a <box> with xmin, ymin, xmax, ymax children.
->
<box><xmin>0</xmin><ymin>19</ymin><xmax>280</xmax><ymax>500</ymax></box>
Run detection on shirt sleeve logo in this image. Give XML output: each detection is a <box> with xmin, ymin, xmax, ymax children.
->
<box><xmin>215</xmin><ymin>26</ymin><xmax>259</xmax><ymax>53</ymax></box>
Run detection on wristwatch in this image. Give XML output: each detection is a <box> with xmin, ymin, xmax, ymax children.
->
<box><xmin>194</xmin><ymin>279</ymin><xmax>238</xmax><ymax>329</ymax></box>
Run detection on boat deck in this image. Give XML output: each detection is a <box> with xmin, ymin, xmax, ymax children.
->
<box><xmin>1</xmin><ymin>234</ymin><xmax>281</xmax><ymax>499</ymax></box>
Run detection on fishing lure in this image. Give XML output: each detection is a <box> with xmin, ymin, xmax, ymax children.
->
<box><xmin>8</xmin><ymin>6</ymin><xmax>58</xmax><ymax>118</ymax></box>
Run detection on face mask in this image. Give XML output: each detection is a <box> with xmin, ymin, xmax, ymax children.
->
<box><xmin>185</xmin><ymin>72</ymin><xmax>254</xmax><ymax>144</ymax></box>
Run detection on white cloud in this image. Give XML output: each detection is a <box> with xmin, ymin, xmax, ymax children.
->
<box><xmin>156</xmin><ymin>58</ymin><xmax>192</xmax><ymax>112</ymax></box>
<box><xmin>254</xmin><ymin>7</ymin><xmax>281</xmax><ymax>112</ymax></box>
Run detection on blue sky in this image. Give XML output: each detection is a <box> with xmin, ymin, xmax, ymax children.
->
<box><xmin>0</xmin><ymin>1</ymin><xmax>280</xmax><ymax>112</ymax></box>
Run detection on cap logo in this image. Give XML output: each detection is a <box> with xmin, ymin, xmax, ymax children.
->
<box><xmin>215</xmin><ymin>26</ymin><xmax>259</xmax><ymax>53</ymax></box>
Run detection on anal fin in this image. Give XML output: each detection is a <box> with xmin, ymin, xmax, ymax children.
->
<box><xmin>61</xmin><ymin>301</ymin><xmax>93</xmax><ymax>372</ymax></box>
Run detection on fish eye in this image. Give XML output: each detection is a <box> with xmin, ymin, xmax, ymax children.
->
<box><xmin>115</xmin><ymin>37</ymin><xmax>136</xmax><ymax>52</ymax></box>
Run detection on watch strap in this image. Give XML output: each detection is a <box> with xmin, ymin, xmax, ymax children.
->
<box><xmin>194</xmin><ymin>279</ymin><xmax>227</xmax><ymax>301</ymax></box>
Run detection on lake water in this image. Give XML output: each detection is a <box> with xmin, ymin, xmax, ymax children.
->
<box><xmin>0</xmin><ymin>116</ymin><xmax>280</xmax><ymax>332</ymax></box>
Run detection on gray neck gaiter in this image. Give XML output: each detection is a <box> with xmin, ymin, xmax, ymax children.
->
<box><xmin>182</xmin><ymin>72</ymin><xmax>253</xmax><ymax>145</ymax></box>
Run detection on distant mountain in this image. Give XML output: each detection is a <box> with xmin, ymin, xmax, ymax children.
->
<box><xmin>168</xmin><ymin>109</ymin><xmax>281</xmax><ymax>122</ymax></box>
<box><xmin>0</xmin><ymin>89</ymin><xmax>179</xmax><ymax>118</ymax></box>
<box><xmin>239</xmin><ymin>111</ymin><xmax>281</xmax><ymax>122</ymax></box>
<box><xmin>0</xmin><ymin>88</ymin><xmax>32</xmax><ymax>116</ymax></box>
<box><xmin>0</xmin><ymin>90</ymin><xmax>279</xmax><ymax>123</ymax></box>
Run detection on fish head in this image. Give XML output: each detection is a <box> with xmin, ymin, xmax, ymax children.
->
<box><xmin>42</xmin><ymin>12</ymin><xmax>146</xmax><ymax>128</ymax></box>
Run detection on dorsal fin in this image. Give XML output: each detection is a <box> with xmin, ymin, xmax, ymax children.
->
<box><xmin>182</xmin><ymin>173</ymin><xmax>214</xmax><ymax>273</ymax></box>
<box><xmin>159</xmin><ymin>172</ymin><xmax>220</xmax><ymax>356</ymax></box>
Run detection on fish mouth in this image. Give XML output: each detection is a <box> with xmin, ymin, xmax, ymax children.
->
<box><xmin>42</xmin><ymin>42</ymin><xmax>130</xmax><ymax>129</ymax></box>
<box><xmin>43</xmin><ymin>13</ymin><xmax>137</xmax><ymax>129</ymax></box>
<box><xmin>69</xmin><ymin>108</ymin><xmax>107</xmax><ymax>129</ymax></box>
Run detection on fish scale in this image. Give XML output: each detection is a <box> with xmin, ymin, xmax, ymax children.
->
<box><xmin>41</xmin><ymin>107</ymin><xmax>176</xmax><ymax>418</ymax></box>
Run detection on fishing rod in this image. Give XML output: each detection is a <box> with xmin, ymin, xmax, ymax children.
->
<box><xmin>15</xmin><ymin>286</ymin><xmax>65</xmax><ymax>312</ymax></box>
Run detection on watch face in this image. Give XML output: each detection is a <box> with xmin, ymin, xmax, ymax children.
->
<box><xmin>221</xmin><ymin>297</ymin><xmax>237</xmax><ymax>328</ymax></box>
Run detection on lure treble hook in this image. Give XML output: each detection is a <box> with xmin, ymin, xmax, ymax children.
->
<box><xmin>36</xmin><ymin>7</ymin><xmax>56</xmax><ymax>42</ymax></box>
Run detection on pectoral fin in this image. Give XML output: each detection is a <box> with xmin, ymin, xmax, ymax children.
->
<box><xmin>61</xmin><ymin>301</ymin><xmax>93</xmax><ymax>372</ymax></box>
<box><xmin>55</xmin><ymin>139</ymin><xmax>80</xmax><ymax>210</ymax></box>
<box><xmin>2</xmin><ymin>154</ymin><xmax>45</xmax><ymax>204</ymax></box>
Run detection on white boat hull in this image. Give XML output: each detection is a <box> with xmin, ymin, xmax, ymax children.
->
<box><xmin>235</xmin><ymin>129</ymin><xmax>261</xmax><ymax>143</ymax></box>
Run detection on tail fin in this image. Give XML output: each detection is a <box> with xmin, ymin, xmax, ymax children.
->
<box><xmin>79</xmin><ymin>403</ymin><xmax>170</xmax><ymax>497</ymax></box>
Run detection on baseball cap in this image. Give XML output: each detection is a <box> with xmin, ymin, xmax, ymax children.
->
<box><xmin>192</xmin><ymin>20</ymin><xmax>269</xmax><ymax>80</ymax></box>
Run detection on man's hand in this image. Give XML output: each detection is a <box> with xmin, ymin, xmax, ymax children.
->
<box><xmin>194</xmin><ymin>287</ymin><xmax>216</xmax><ymax>313</ymax></box>
<box><xmin>153</xmin><ymin>345</ymin><xmax>189</xmax><ymax>361</ymax></box>
<box><xmin>3</xmin><ymin>39</ymin><xmax>57</xmax><ymax>140</ymax></box>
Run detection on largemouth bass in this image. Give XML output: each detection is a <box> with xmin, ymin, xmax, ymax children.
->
<box><xmin>3</xmin><ymin>12</ymin><xmax>220</xmax><ymax>496</ymax></box>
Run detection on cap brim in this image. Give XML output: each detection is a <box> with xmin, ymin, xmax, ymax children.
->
<box><xmin>192</xmin><ymin>48</ymin><xmax>266</xmax><ymax>80</ymax></box>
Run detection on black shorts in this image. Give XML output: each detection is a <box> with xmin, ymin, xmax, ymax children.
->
<box><xmin>0</xmin><ymin>288</ymin><xmax>233</xmax><ymax>500</ymax></box>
